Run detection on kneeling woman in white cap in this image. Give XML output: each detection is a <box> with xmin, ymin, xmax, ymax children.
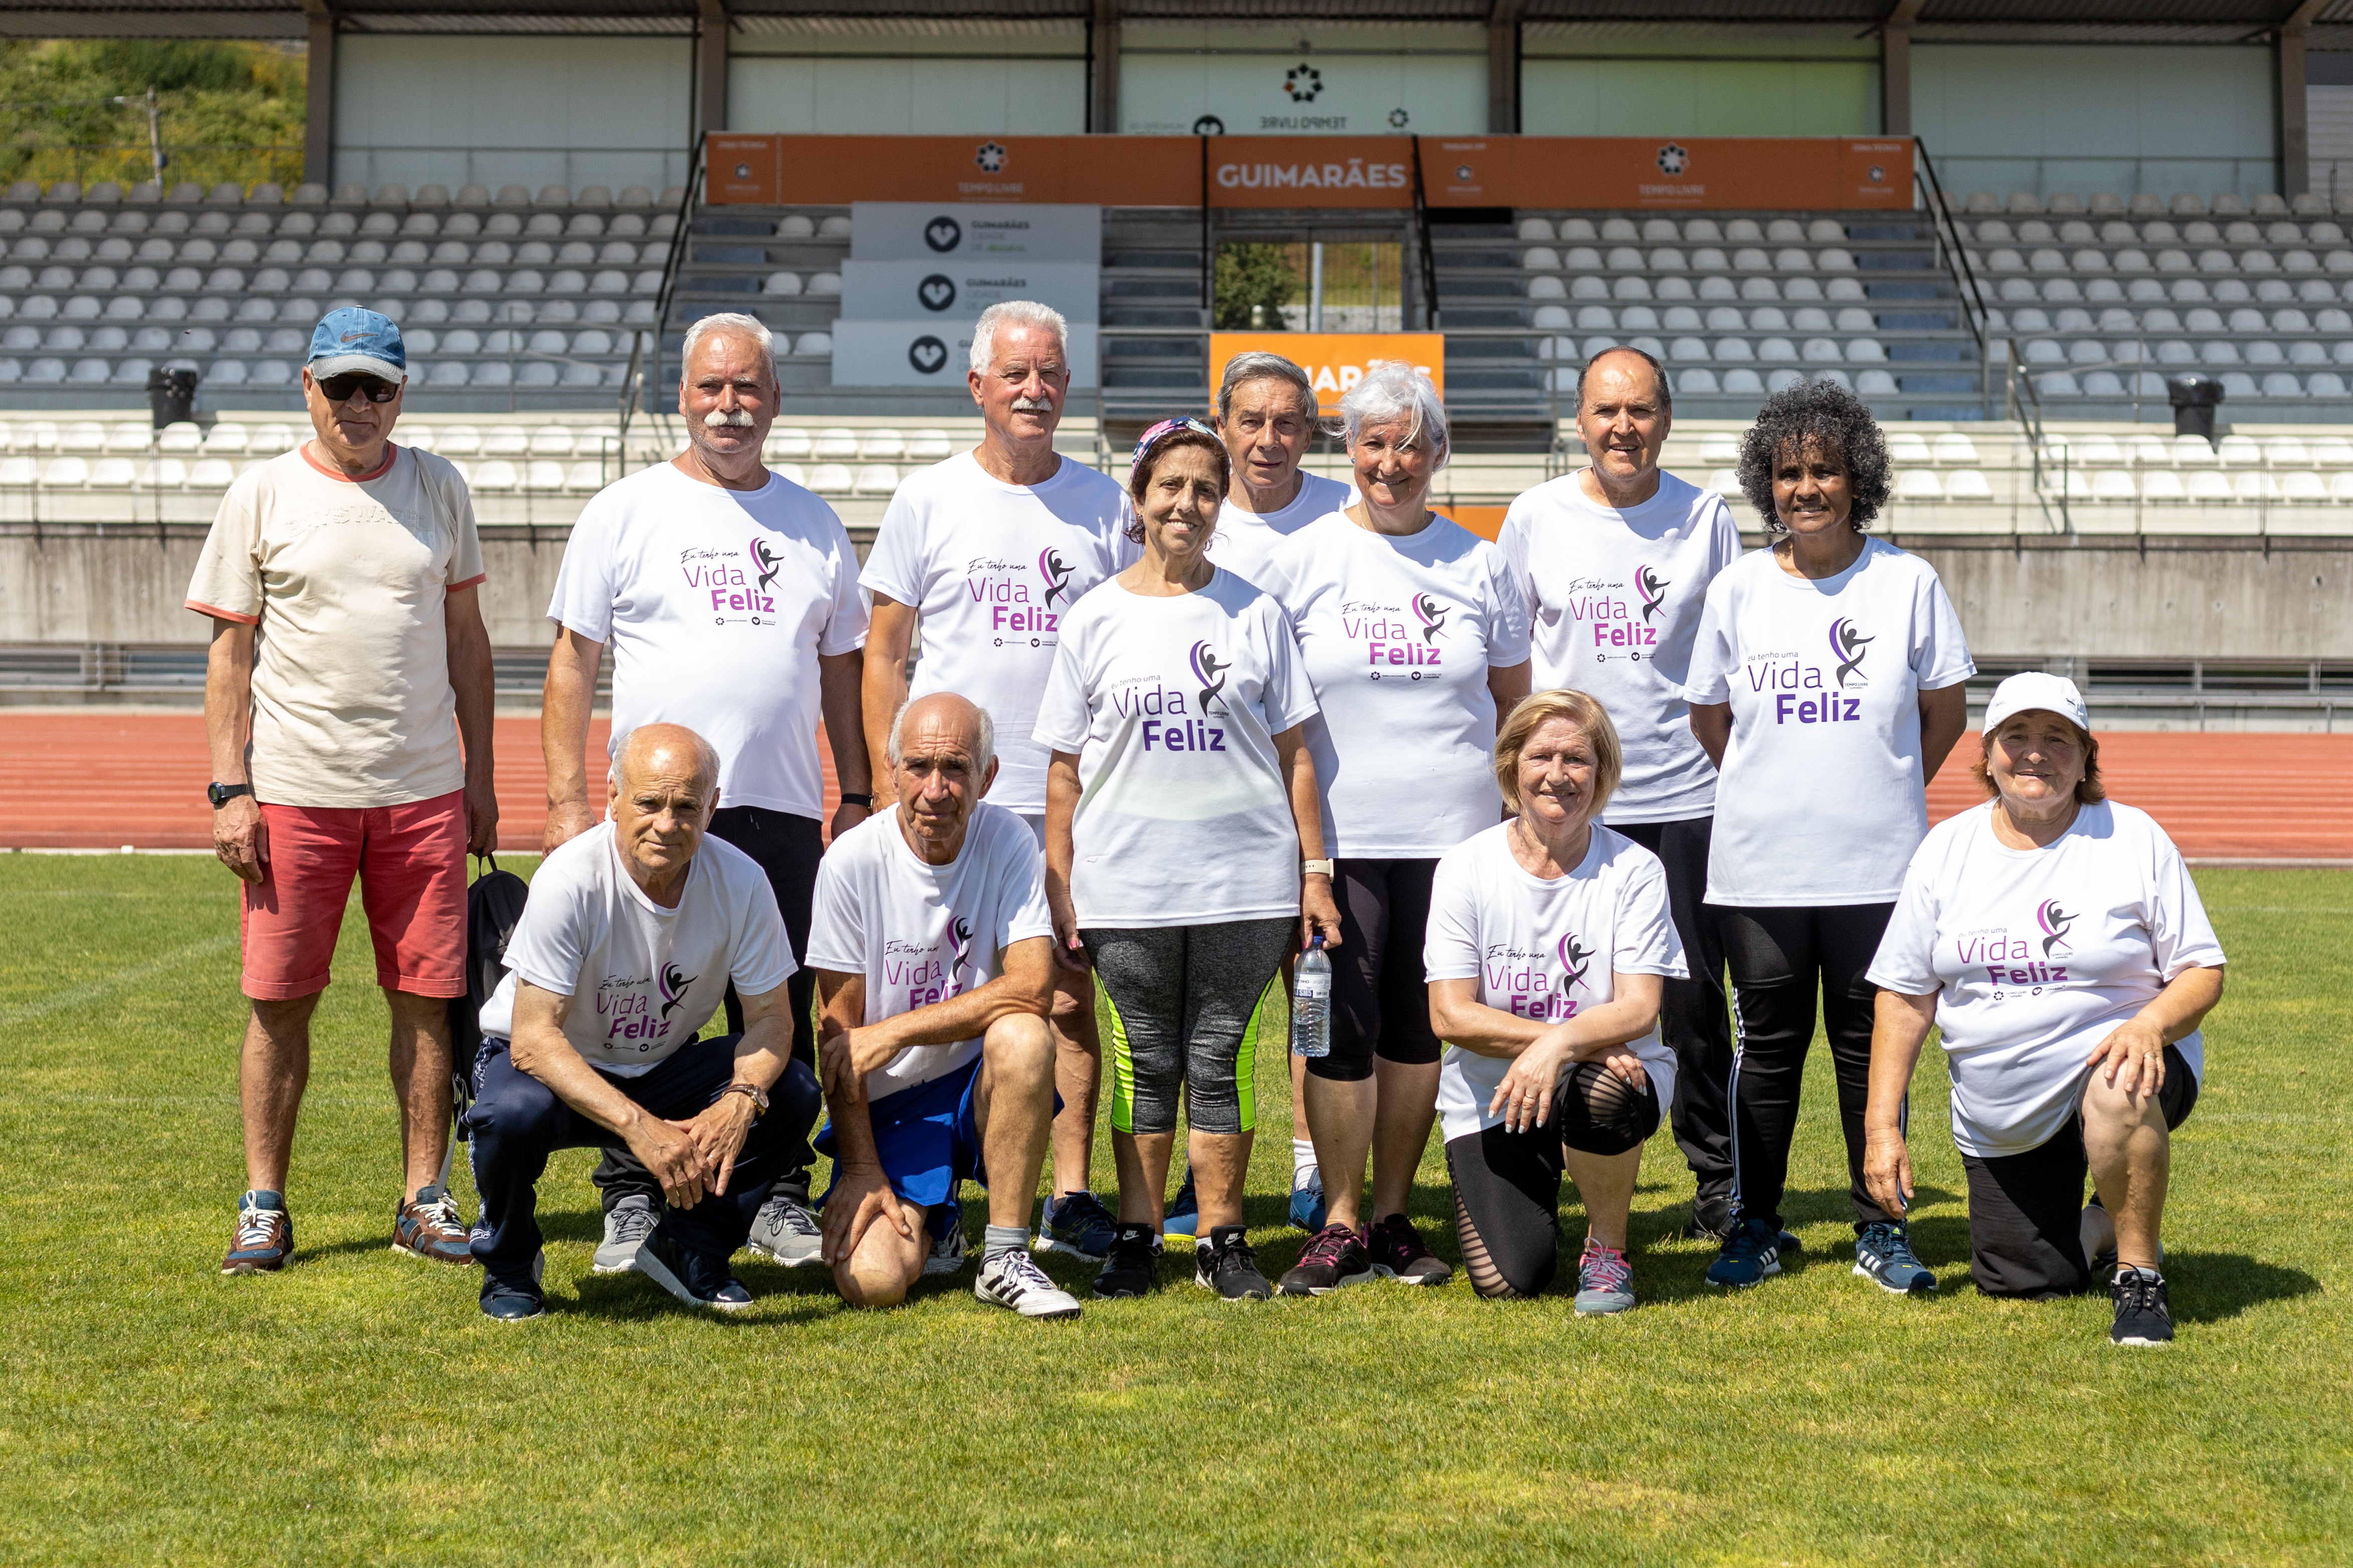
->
<box><xmin>1425</xmin><ymin>690</ymin><xmax>1687</xmax><ymax>1313</ymax></box>
<box><xmin>1862</xmin><ymin>673</ymin><xmax>2226</xmax><ymax>1346</ymax></box>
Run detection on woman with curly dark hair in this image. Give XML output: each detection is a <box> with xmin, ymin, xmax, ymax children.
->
<box><xmin>1676</xmin><ymin>379</ymin><xmax>1976</xmax><ymax>1294</ymax></box>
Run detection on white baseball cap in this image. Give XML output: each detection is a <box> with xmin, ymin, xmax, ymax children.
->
<box><xmin>1981</xmin><ymin>671</ymin><xmax>2090</xmax><ymax>735</ymax></box>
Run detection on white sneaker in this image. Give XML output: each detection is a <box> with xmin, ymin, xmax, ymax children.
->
<box><xmin>592</xmin><ymin>1194</ymin><xmax>658</xmax><ymax>1275</ymax></box>
<box><xmin>923</xmin><ymin>1201</ymin><xmax>969</xmax><ymax>1277</ymax></box>
<box><xmin>745</xmin><ymin>1188</ymin><xmax>824</xmax><ymax>1268</ymax></box>
<box><xmin>974</xmin><ymin>1248</ymin><xmax>1083</xmax><ymax>1320</ymax></box>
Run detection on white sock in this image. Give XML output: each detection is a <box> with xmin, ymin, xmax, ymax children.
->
<box><xmin>1292</xmin><ymin>1138</ymin><xmax>1319</xmax><ymax>1187</ymax></box>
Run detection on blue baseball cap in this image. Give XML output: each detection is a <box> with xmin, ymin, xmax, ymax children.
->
<box><xmin>307</xmin><ymin>306</ymin><xmax>406</xmax><ymax>383</ymax></box>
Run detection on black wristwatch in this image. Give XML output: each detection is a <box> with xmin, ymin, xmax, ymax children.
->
<box><xmin>839</xmin><ymin>792</ymin><xmax>874</xmax><ymax>808</ymax></box>
<box><xmin>207</xmin><ymin>782</ymin><xmax>253</xmax><ymax>809</ymax></box>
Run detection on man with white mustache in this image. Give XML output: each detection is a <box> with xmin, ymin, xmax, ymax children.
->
<box><xmin>542</xmin><ymin>311</ymin><xmax>873</xmax><ymax>1274</ymax></box>
<box><xmin>860</xmin><ymin>300</ymin><xmax>1137</xmax><ymax>1267</ymax></box>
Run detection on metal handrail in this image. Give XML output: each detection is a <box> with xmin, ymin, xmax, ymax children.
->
<box><xmin>1914</xmin><ymin>138</ymin><xmax>1991</xmax><ymax>362</ymax></box>
<box><xmin>648</xmin><ymin>130</ymin><xmax>709</xmax><ymax>412</ymax></box>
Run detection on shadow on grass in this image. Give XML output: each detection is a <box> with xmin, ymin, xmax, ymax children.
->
<box><xmin>2158</xmin><ymin>1253</ymin><xmax>2320</xmax><ymax>1324</ymax></box>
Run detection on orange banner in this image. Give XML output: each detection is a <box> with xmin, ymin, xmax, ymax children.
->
<box><xmin>1208</xmin><ymin>333</ymin><xmax>1443</xmax><ymax>418</ymax></box>
<box><xmin>717</xmin><ymin>134</ymin><xmax>1914</xmax><ymax>212</ymax></box>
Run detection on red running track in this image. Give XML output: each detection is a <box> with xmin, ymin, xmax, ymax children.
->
<box><xmin>3</xmin><ymin>714</ymin><xmax>2347</xmax><ymax>862</ymax></box>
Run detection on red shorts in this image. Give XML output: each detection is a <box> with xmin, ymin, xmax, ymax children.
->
<box><xmin>241</xmin><ymin>790</ymin><xmax>468</xmax><ymax>1000</ymax></box>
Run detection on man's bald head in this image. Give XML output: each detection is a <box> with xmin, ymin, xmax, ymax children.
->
<box><xmin>611</xmin><ymin>723</ymin><xmax>721</xmax><ymax>794</ymax></box>
<box><xmin>888</xmin><ymin>692</ymin><xmax>996</xmax><ymax>771</ymax></box>
<box><xmin>1577</xmin><ymin>346</ymin><xmax>1671</xmax><ymax>413</ymax></box>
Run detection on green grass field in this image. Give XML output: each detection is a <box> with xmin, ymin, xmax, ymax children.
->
<box><xmin>2</xmin><ymin>854</ymin><xmax>2345</xmax><ymax>1564</ymax></box>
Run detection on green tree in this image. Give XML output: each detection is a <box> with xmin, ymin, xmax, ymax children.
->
<box><xmin>1214</xmin><ymin>242</ymin><xmax>1302</xmax><ymax>331</ymax></box>
<box><xmin>1</xmin><ymin>40</ymin><xmax>305</xmax><ymax>192</ymax></box>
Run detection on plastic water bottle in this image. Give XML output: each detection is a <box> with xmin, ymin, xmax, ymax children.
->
<box><xmin>1292</xmin><ymin>934</ymin><xmax>1331</xmax><ymax>1058</ymax></box>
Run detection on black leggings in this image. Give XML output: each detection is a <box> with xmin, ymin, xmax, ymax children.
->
<box><xmin>1446</xmin><ymin>1063</ymin><xmax>1661</xmax><ymax>1300</ymax></box>
<box><xmin>1719</xmin><ymin>902</ymin><xmax>1896</xmax><ymax>1235</ymax></box>
<box><xmin>1084</xmin><ymin>918</ymin><xmax>1293</xmax><ymax>1137</ymax></box>
<box><xmin>1307</xmin><ymin>857</ymin><xmax>1444</xmax><ymax>1084</ymax></box>
<box><xmin>593</xmin><ymin>806</ymin><xmax>822</xmax><ymax>1210</ymax></box>
<box><xmin>1608</xmin><ymin>817</ymin><xmax>1734</xmax><ymax>1223</ymax></box>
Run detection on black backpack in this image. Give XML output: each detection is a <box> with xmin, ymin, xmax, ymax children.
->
<box><xmin>448</xmin><ymin>852</ymin><xmax>530</xmax><ymax>1141</ymax></box>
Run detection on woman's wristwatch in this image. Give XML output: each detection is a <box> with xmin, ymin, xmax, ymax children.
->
<box><xmin>1302</xmin><ymin>859</ymin><xmax>1335</xmax><ymax>878</ymax></box>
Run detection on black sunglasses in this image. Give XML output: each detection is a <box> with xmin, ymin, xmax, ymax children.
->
<box><xmin>316</xmin><ymin>373</ymin><xmax>400</xmax><ymax>404</ymax></box>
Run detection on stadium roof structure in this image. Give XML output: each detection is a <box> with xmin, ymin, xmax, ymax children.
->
<box><xmin>11</xmin><ymin>0</ymin><xmax>2353</xmax><ymax>47</ymax></box>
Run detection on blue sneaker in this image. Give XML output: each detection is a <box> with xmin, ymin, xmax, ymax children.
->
<box><xmin>479</xmin><ymin>1251</ymin><xmax>546</xmax><ymax>1322</ymax></box>
<box><xmin>1162</xmin><ymin>1169</ymin><xmax>1198</xmax><ymax>1243</ymax></box>
<box><xmin>1705</xmin><ymin>1216</ymin><xmax>1785</xmax><ymax>1288</ymax></box>
<box><xmin>1853</xmin><ymin>1221</ymin><xmax>1936</xmax><ymax>1294</ymax></box>
<box><xmin>1288</xmin><ymin>1170</ymin><xmax>1326</xmax><ymax>1232</ymax></box>
<box><xmin>1034</xmin><ymin>1190</ymin><xmax>1118</xmax><ymax>1263</ymax></box>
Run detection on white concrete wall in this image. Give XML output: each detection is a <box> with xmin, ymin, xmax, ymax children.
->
<box><xmin>1520</xmin><ymin>58</ymin><xmax>1879</xmax><ymax>138</ymax></box>
<box><xmin>1120</xmin><ymin>23</ymin><xmax>1485</xmax><ymax>137</ymax></box>
<box><xmin>334</xmin><ymin>36</ymin><xmax>695</xmax><ymax>194</ymax></box>
<box><xmin>1913</xmin><ymin>44</ymin><xmax>2277</xmax><ymax>201</ymax></box>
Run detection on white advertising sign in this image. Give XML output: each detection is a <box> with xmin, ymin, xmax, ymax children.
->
<box><xmin>839</xmin><ymin>260</ymin><xmax>1100</xmax><ymax>325</ymax></box>
<box><xmin>849</xmin><ymin>203</ymin><xmax>1102</xmax><ymax>263</ymax></box>
<box><xmin>830</xmin><ymin>319</ymin><xmax>1099</xmax><ymax>388</ymax></box>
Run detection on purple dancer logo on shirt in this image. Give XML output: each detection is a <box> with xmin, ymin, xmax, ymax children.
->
<box><xmin>2035</xmin><ymin>899</ymin><xmax>2076</xmax><ymax>958</ymax></box>
<box><xmin>1412</xmin><ymin>593</ymin><xmax>1449</xmax><ymax>645</ymax></box>
<box><xmin>1038</xmin><ymin>547</ymin><xmax>1074</xmax><ymax>609</ymax></box>
<box><xmin>749</xmin><ymin>535</ymin><xmax>782</xmax><ymax>594</ymax></box>
<box><xmin>1556</xmin><ymin>932</ymin><xmax>1594</xmax><ymax>991</ymax></box>
<box><xmin>1636</xmin><ymin>565</ymin><xmax>1669</xmax><ymax>623</ymax></box>
<box><xmin>949</xmin><ymin>917</ymin><xmax>975</xmax><ymax>983</ymax></box>
<box><xmin>1828</xmin><ymin>617</ymin><xmax>1874</xmax><ymax>688</ymax></box>
<box><xmin>1190</xmin><ymin>640</ymin><xmax>1230</xmax><ymax>713</ymax></box>
<box><xmin>658</xmin><ymin>961</ymin><xmax>698</xmax><ymax>1019</ymax></box>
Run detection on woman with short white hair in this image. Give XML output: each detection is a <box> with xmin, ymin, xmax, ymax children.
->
<box><xmin>1863</xmin><ymin>673</ymin><xmax>2225</xmax><ymax>1346</ymax></box>
<box><xmin>1260</xmin><ymin>360</ymin><xmax>1533</xmax><ymax>1296</ymax></box>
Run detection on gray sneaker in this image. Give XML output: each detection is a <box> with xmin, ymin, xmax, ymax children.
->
<box><xmin>923</xmin><ymin>1199</ymin><xmax>969</xmax><ymax>1277</ymax></box>
<box><xmin>1574</xmin><ymin>1240</ymin><xmax>1638</xmax><ymax>1315</ymax></box>
<box><xmin>592</xmin><ymin>1194</ymin><xmax>658</xmax><ymax>1275</ymax></box>
<box><xmin>745</xmin><ymin>1188</ymin><xmax>824</xmax><ymax>1268</ymax></box>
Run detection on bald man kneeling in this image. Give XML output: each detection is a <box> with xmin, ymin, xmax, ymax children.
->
<box><xmin>465</xmin><ymin>723</ymin><xmax>823</xmax><ymax>1320</ymax></box>
<box><xmin>809</xmin><ymin>693</ymin><xmax>1080</xmax><ymax>1319</ymax></box>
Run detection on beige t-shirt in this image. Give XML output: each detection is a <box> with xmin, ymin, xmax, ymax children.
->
<box><xmin>186</xmin><ymin>442</ymin><xmax>486</xmax><ymax>809</ymax></box>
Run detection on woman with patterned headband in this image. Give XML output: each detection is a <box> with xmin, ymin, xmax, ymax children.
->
<box><xmin>1863</xmin><ymin>673</ymin><xmax>2225</xmax><ymax>1346</ymax></box>
<box><xmin>1680</xmin><ymin>378</ymin><xmax>1974</xmax><ymax>1296</ymax></box>
<box><xmin>1258</xmin><ymin>360</ymin><xmax>1533</xmax><ymax>1298</ymax></box>
<box><xmin>1035</xmin><ymin>416</ymin><xmax>1343</xmax><ymax>1304</ymax></box>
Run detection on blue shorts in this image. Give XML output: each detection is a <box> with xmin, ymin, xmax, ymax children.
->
<box><xmin>816</xmin><ymin>1056</ymin><xmax>984</xmax><ymax>1241</ymax></box>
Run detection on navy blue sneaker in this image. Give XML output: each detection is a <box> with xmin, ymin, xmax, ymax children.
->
<box><xmin>1034</xmin><ymin>1190</ymin><xmax>1118</xmax><ymax>1263</ymax></box>
<box><xmin>1853</xmin><ymin>1221</ymin><xmax>1936</xmax><ymax>1294</ymax></box>
<box><xmin>1705</xmin><ymin>1216</ymin><xmax>1785</xmax><ymax>1288</ymax></box>
<box><xmin>1288</xmin><ymin>1169</ymin><xmax>1327</xmax><ymax>1233</ymax></box>
<box><xmin>635</xmin><ymin>1223</ymin><xmax>754</xmax><ymax>1311</ymax></box>
<box><xmin>479</xmin><ymin>1251</ymin><xmax>546</xmax><ymax>1322</ymax></box>
<box><xmin>1162</xmin><ymin>1169</ymin><xmax>1199</xmax><ymax>1244</ymax></box>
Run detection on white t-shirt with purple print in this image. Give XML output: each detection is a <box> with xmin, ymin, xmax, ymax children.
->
<box><xmin>1679</xmin><ymin>537</ymin><xmax>1975</xmax><ymax>908</ymax></box>
<box><xmin>548</xmin><ymin>461</ymin><xmax>868</xmax><ymax>820</ymax></box>
<box><xmin>1034</xmin><ymin>569</ymin><xmax>1320</xmax><ymax>928</ymax></box>
<box><xmin>1263</xmin><ymin>510</ymin><xmax>1532</xmax><ymax>858</ymax></box>
<box><xmin>805</xmin><ymin>799</ymin><xmax>1056</xmax><ymax>1105</ymax></box>
<box><xmin>1423</xmin><ymin>822</ymin><xmax>1687</xmax><ymax>1144</ymax></box>
<box><xmin>1867</xmin><ymin>799</ymin><xmax>2225</xmax><ymax>1157</ymax></box>
<box><xmin>862</xmin><ymin>452</ymin><xmax>1136</xmax><ymax>814</ymax></box>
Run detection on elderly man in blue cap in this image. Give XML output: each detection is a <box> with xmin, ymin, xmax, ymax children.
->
<box><xmin>188</xmin><ymin>306</ymin><xmax>500</xmax><ymax>1276</ymax></box>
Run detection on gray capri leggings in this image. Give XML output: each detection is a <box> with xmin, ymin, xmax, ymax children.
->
<box><xmin>1082</xmin><ymin>918</ymin><xmax>1294</xmax><ymax>1137</ymax></box>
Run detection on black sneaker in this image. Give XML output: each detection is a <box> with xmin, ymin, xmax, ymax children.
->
<box><xmin>1195</xmin><ymin>1224</ymin><xmax>1273</xmax><ymax>1302</ymax></box>
<box><xmin>1092</xmin><ymin>1222</ymin><xmax>1159</xmax><ymax>1299</ymax></box>
<box><xmin>1279</xmin><ymin>1222</ymin><xmax>1374</xmax><ymax>1296</ymax></box>
<box><xmin>635</xmin><ymin>1221</ymin><xmax>754</xmax><ymax>1311</ymax></box>
<box><xmin>2109</xmin><ymin>1267</ymin><xmax>2174</xmax><ymax>1347</ymax></box>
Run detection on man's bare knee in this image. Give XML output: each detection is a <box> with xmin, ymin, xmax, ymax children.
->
<box><xmin>249</xmin><ymin>993</ymin><xmax>320</xmax><ymax>1039</ymax></box>
<box><xmin>986</xmin><ymin>1013</ymin><xmax>1053</xmax><ymax>1079</ymax></box>
<box><xmin>835</xmin><ymin>1252</ymin><xmax>914</xmax><ymax>1309</ymax></box>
